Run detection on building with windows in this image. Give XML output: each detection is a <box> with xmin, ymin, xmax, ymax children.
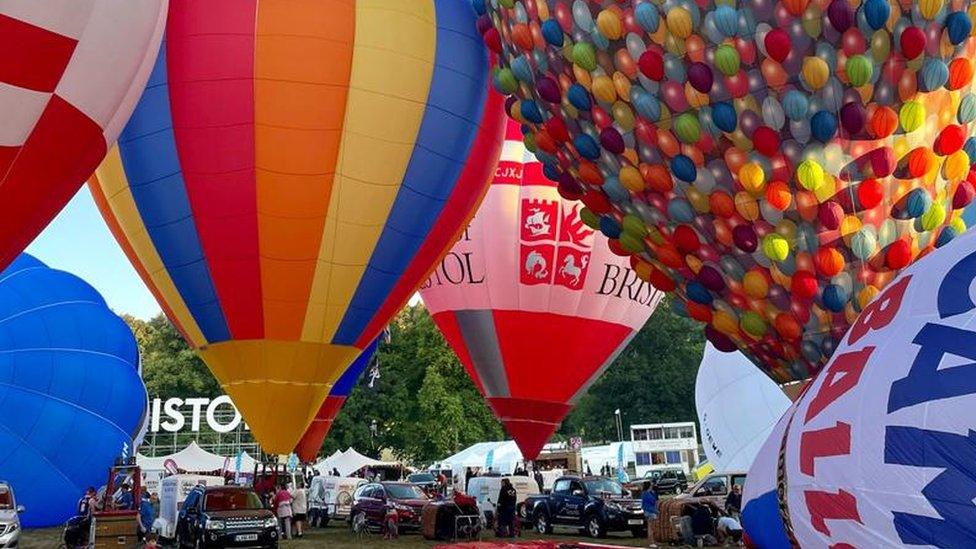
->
<box><xmin>630</xmin><ymin>422</ymin><xmax>699</xmax><ymax>476</ymax></box>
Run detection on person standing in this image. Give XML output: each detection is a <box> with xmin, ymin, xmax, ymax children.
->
<box><xmin>139</xmin><ymin>491</ymin><xmax>154</xmax><ymax>538</ymax></box>
<box><xmin>290</xmin><ymin>483</ymin><xmax>307</xmax><ymax>538</ymax></box>
<box><xmin>533</xmin><ymin>468</ymin><xmax>544</xmax><ymax>493</ymax></box>
<box><xmin>273</xmin><ymin>483</ymin><xmax>293</xmax><ymax>539</ymax></box>
<box><xmin>725</xmin><ymin>484</ymin><xmax>742</xmax><ymax>521</ymax></box>
<box><xmin>496</xmin><ymin>478</ymin><xmax>517</xmax><ymax>538</ymax></box>
<box><xmin>77</xmin><ymin>487</ymin><xmax>96</xmax><ymax>516</ymax></box>
<box><xmin>641</xmin><ymin>482</ymin><xmax>659</xmax><ymax>548</ymax></box>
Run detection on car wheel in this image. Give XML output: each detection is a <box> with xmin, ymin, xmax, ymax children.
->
<box><xmin>586</xmin><ymin>515</ymin><xmax>606</xmax><ymax>538</ymax></box>
<box><xmin>674</xmin><ymin>485</ymin><xmax>681</xmax><ymax>495</ymax></box>
<box><xmin>351</xmin><ymin>512</ymin><xmax>367</xmax><ymax>534</ymax></box>
<box><xmin>534</xmin><ymin>511</ymin><xmax>552</xmax><ymax>535</ymax></box>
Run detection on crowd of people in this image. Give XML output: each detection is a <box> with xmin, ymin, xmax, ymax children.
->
<box><xmin>637</xmin><ymin>480</ymin><xmax>744</xmax><ymax>548</ymax></box>
<box><xmin>267</xmin><ymin>481</ymin><xmax>307</xmax><ymax>540</ymax></box>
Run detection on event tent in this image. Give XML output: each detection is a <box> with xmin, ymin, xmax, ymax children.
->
<box><xmin>434</xmin><ymin>441</ymin><xmax>524</xmax><ymax>475</ymax></box>
<box><xmin>312</xmin><ymin>448</ymin><xmax>398</xmax><ymax>477</ymax></box>
<box><xmin>580</xmin><ymin>442</ymin><xmax>635</xmax><ymax>474</ymax></box>
<box><xmin>435</xmin><ymin>440</ymin><xmax>636</xmax><ymax>478</ymax></box>
<box><xmin>137</xmin><ymin>442</ymin><xmax>259</xmax><ymax>474</ymax></box>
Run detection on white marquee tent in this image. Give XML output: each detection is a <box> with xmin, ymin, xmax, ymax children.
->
<box><xmin>312</xmin><ymin>448</ymin><xmax>399</xmax><ymax>477</ymax></box>
<box><xmin>434</xmin><ymin>441</ymin><xmax>524</xmax><ymax>475</ymax></box>
<box><xmin>137</xmin><ymin>441</ymin><xmax>259</xmax><ymax>475</ymax></box>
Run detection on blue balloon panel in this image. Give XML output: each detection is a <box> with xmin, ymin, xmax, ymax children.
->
<box><xmin>0</xmin><ymin>255</ymin><xmax>145</xmax><ymax>527</ymax></box>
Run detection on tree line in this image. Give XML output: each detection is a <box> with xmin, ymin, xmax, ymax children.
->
<box><xmin>126</xmin><ymin>297</ymin><xmax>705</xmax><ymax>464</ymax></box>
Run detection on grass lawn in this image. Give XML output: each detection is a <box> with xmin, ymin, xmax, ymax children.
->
<box><xmin>21</xmin><ymin>523</ymin><xmax>692</xmax><ymax>549</ymax></box>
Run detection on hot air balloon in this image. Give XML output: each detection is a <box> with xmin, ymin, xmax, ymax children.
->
<box><xmin>419</xmin><ymin>121</ymin><xmax>662</xmax><ymax>458</ymax></box>
<box><xmin>482</xmin><ymin>0</ymin><xmax>976</xmax><ymax>383</ymax></box>
<box><xmin>0</xmin><ymin>2</ymin><xmax>166</xmax><ymax>270</ymax></box>
<box><xmin>89</xmin><ymin>0</ymin><xmax>505</xmax><ymax>453</ymax></box>
<box><xmin>294</xmin><ymin>337</ymin><xmax>380</xmax><ymax>463</ymax></box>
<box><xmin>743</xmin><ymin>228</ymin><xmax>976</xmax><ymax>548</ymax></box>
<box><xmin>0</xmin><ymin>254</ymin><xmax>146</xmax><ymax>527</ymax></box>
<box><xmin>695</xmin><ymin>343</ymin><xmax>790</xmax><ymax>474</ymax></box>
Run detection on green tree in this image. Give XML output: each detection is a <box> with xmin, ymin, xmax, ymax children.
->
<box><xmin>126</xmin><ymin>314</ymin><xmax>221</xmax><ymax>400</ymax></box>
<box><xmin>559</xmin><ymin>296</ymin><xmax>704</xmax><ymax>443</ymax></box>
<box><xmin>325</xmin><ymin>305</ymin><xmax>503</xmax><ymax>463</ymax></box>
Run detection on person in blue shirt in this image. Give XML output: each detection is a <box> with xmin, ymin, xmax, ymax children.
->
<box><xmin>115</xmin><ymin>484</ymin><xmax>134</xmax><ymax>510</ymax></box>
<box><xmin>641</xmin><ymin>481</ymin><xmax>659</xmax><ymax>548</ymax></box>
<box><xmin>139</xmin><ymin>491</ymin><xmax>154</xmax><ymax>538</ymax></box>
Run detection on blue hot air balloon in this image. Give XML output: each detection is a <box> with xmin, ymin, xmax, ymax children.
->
<box><xmin>0</xmin><ymin>254</ymin><xmax>146</xmax><ymax>527</ymax></box>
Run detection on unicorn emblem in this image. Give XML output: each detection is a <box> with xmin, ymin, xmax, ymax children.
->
<box><xmin>559</xmin><ymin>254</ymin><xmax>589</xmax><ymax>286</ymax></box>
<box><xmin>524</xmin><ymin>251</ymin><xmax>549</xmax><ymax>279</ymax></box>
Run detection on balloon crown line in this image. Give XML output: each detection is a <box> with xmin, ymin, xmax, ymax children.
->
<box><xmin>477</xmin><ymin>0</ymin><xmax>976</xmax><ymax>383</ymax></box>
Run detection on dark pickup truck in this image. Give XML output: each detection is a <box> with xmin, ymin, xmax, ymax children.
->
<box><xmin>524</xmin><ymin>476</ymin><xmax>646</xmax><ymax>538</ymax></box>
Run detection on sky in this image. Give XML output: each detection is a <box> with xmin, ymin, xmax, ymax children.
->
<box><xmin>26</xmin><ymin>187</ymin><xmax>162</xmax><ymax>319</ymax></box>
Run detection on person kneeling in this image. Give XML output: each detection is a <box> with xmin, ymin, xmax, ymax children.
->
<box><xmin>716</xmin><ymin>512</ymin><xmax>744</xmax><ymax>547</ymax></box>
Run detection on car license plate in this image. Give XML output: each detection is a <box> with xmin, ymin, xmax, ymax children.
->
<box><xmin>235</xmin><ymin>534</ymin><xmax>259</xmax><ymax>542</ymax></box>
<box><xmin>628</xmin><ymin>519</ymin><xmax>644</xmax><ymax>525</ymax></box>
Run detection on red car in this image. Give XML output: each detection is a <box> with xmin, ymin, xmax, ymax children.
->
<box><xmin>349</xmin><ymin>482</ymin><xmax>429</xmax><ymax>533</ymax></box>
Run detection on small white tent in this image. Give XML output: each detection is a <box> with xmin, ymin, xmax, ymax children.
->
<box><xmin>137</xmin><ymin>442</ymin><xmax>259</xmax><ymax>475</ymax></box>
<box><xmin>695</xmin><ymin>343</ymin><xmax>791</xmax><ymax>473</ymax></box>
<box><xmin>580</xmin><ymin>441</ymin><xmax>634</xmax><ymax>474</ymax></box>
<box><xmin>313</xmin><ymin>448</ymin><xmax>397</xmax><ymax>477</ymax></box>
<box><xmin>435</xmin><ymin>441</ymin><xmax>523</xmax><ymax>475</ymax></box>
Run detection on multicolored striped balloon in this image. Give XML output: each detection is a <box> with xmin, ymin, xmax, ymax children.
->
<box><xmin>481</xmin><ymin>0</ymin><xmax>976</xmax><ymax>383</ymax></box>
<box><xmin>90</xmin><ymin>0</ymin><xmax>505</xmax><ymax>453</ymax></box>
<box><xmin>0</xmin><ymin>2</ymin><xmax>165</xmax><ymax>270</ymax></box>
<box><xmin>420</xmin><ymin>120</ymin><xmax>662</xmax><ymax>458</ymax></box>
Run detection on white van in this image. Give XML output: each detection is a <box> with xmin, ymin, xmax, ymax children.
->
<box><xmin>466</xmin><ymin>476</ymin><xmax>539</xmax><ymax>526</ymax></box>
<box><xmin>153</xmin><ymin>474</ymin><xmax>225</xmax><ymax>540</ymax></box>
<box><xmin>308</xmin><ymin>476</ymin><xmax>366</xmax><ymax>525</ymax></box>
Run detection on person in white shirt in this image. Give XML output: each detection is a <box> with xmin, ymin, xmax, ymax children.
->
<box><xmin>290</xmin><ymin>484</ymin><xmax>308</xmax><ymax>539</ymax></box>
<box><xmin>716</xmin><ymin>514</ymin><xmax>743</xmax><ymax>546</ymax></box>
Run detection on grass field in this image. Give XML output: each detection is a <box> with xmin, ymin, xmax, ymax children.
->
<box><xmin>20</xmin><ymin>523</ymin><xmax>682</xmax><ymax>549</ymax></box>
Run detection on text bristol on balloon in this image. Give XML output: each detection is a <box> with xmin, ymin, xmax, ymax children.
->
<box><xmin>478</xmin><ymin>0</ymin><xmax>976</xmax><ymax>385</ymax></box>
<box><xmin>741</xmin><ymin>227</ymin><xmax>976</xmax><ymax>547</ymax></box>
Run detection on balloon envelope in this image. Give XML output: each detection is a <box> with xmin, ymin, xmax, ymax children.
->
<box><xmin>695</xmin><ymin>343</ymin><xmax>790</xmax><ymax>473</ymax></box>
<box><xmin>294</xmin><ymin>337</ymin><xmax>380</xmax><ymax>463</ymax></box>
<box><xmin>0</xmin><ymin>2</ymin><xmax>165</xmax><ymax>270</ymax></box>
<box><xmin>484</xmin><ymin>0</ymin><xmax>976</xmax><ymax>383</ymax></box>
<box><xmin>0</xmin><ymin>254</ymin><xmax>145</xmax><ymax>527</ymax></box>
<box><xmin>90</xmin><ymin>0</ymin><xmax>505</xmax><ymax>452</ymax></box>
<box><xmin>420</xmin><ymin>121</ymin><xmax>662</xmax><ymax>458</ymax></box>
<box><xmin>743</xmin><ymin>229</ymin><xmax>976</xmax><ymax>547</ymax></box>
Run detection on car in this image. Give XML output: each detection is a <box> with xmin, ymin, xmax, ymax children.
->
<box><xmin>0</xmin><ymin>483</ymin><xmax>24</xmax><ymax>549</ymax></box>
<box><xmin>349</xmin><ymin>482</ymin><xmax>429</xmax><ymax>533</ymax></box>
<box><xmin>651</xmin><ymin>468</ymin><xmax>689</xmax><ymax>495</ymax></box>
<box><xmin>406</xmin><ymin>473</ymin><xmax>438</xmax><ymax>494</ymax></box>
<box><xmin>175</xmin><ymin>485</ymin><xmax>278</xmax><ymax>549</ymax></box>
<box><xmin>524</xmin><ymin>476</ymin><xmax>646</xmax><ymax>538</ymax></box>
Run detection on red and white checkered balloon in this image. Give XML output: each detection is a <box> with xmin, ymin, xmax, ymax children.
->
<box><xmin>0</xmin><ymin>1</ymin><xmax>166</xmax><ymax>268</ymax></box>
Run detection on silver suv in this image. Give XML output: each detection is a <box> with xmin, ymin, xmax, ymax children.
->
<box><xmin>0</xmin><ymin>482</ymin><xmax>24</xmax><ymax>548</ymax></box>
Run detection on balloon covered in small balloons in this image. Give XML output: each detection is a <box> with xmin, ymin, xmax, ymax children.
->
<box><xmin>479</xmin><ymin>0</ymin><xmax>976</xmax><ymax>382</ymax></box>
